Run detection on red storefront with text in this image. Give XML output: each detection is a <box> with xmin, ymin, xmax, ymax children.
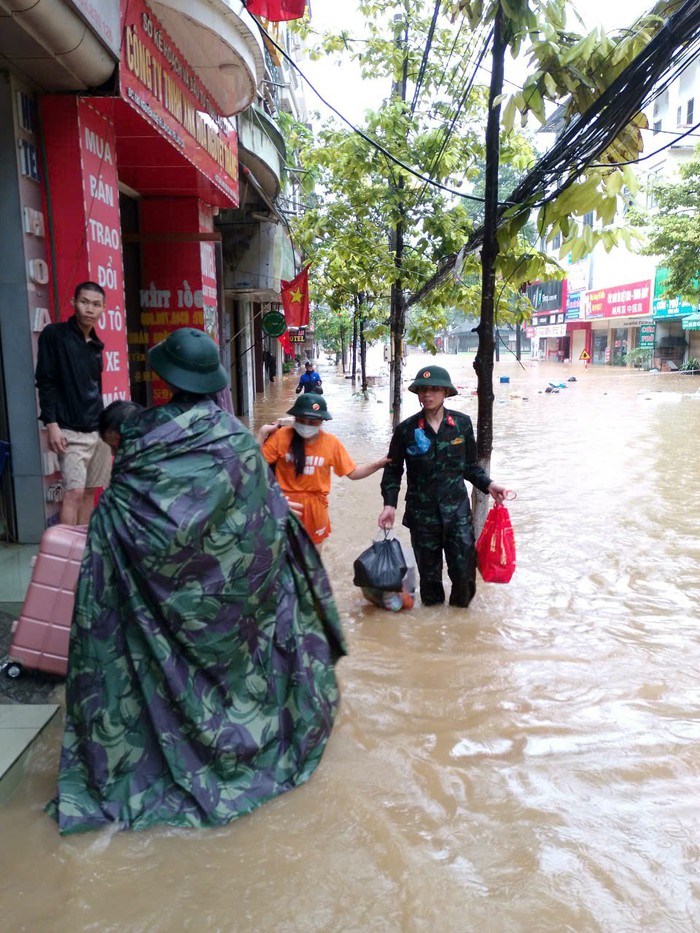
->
<box><xmin>39</xmin><ymin>0</ymin><xmax>238</xmax><ymax>408</ymax></box>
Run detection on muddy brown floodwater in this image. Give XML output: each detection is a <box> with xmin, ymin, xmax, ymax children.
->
<box><xmin>2</xmin><ymin>354</ymin><xmax>700</xmax><ymax>932</ymax></box>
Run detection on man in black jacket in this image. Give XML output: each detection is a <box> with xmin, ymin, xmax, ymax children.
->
<box><xmin>378</xmin><ymin>365</ymin><xmax>508</xmax><ymax>608</ymax></box>
<box><xmin>35</xmin><ymin>282</ymin><xmax>111</xmax><ymax>524</ymax></box>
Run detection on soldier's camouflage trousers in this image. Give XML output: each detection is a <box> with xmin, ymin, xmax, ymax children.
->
<box><xmin>409</xmin><ymin>511</ymin><xmax>477</xmax><ymax>608</ymax></box>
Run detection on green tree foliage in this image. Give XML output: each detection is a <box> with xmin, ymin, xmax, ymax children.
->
<box><xmin>287</xmin><ymin>0</ymin><xmax>540</xmax><ymax>353</ymax></box>
<box><xmin>287</xmin><ymin>0</ymin><xmax>672</xmax><ymax>355</ymax></box>
<box><xmin>462</xmin><ymin>0</ymin><xmax>678</xmax><ymax>272</ymax></box>
<box><xmin>638</xmin><ymin>147</ymin><xmax>700</xmax><ymax>301</ymax></box>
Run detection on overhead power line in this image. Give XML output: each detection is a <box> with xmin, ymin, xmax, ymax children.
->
<box><xmin>252</xmin><ymin>19</ymin><xmax>504</xmax><ymax>205</ymax></box>
<box><xmin>410</xmin><ymin>0</ymin><xmax>441</xmax><ymax>115</ymax></box>
<box><xmin>408</xmin><ymin>0</ymin><xmax>700</xmax><ymax>308</ymax></box>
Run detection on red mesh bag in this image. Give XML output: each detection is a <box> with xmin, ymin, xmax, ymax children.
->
<box><xmin>476</xmin><ymin>504</ymin><xmax>516</xmax><ymax>583</ymax></box>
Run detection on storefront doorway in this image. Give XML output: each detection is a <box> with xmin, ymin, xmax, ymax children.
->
<box><xmin>611</xmin><ymin>327</ymin><xmax>629</xmax><ymax>366</ymax></box>
<box><xmin>593</xmin><ymin>331</ymin><xmax>608</xmax><ymax>365</ymax></box>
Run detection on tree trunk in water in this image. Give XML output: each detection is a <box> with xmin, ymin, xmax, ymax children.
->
<box><xmin>389</xmin><ymin>15</ymin><xmax>408</xmax><ymax>430</ymax></box>
<box><xmin>390</xmin><ymin>270</ymin><xmax>405</xmax><ymax>428</ymax></box>
<box><xmin>472</xmin><ymin>4</ymin><xmax>506</xmax><ymax>536</ymax></box>
<box><xmin>357</xmin><ymin>293</ymin><xmax>368</xmax><ymax>392</ymax></box>
<box><xmin>351</xmin><ymin>298</ymin><xmax>358</xmax><ymax>381</ymax></box>
<box><xmin>360</xmin><ymin>307</ymin><xmax>367</xmax><ymax>392</ymax></box>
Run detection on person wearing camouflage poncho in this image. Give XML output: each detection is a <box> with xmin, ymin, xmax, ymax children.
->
<box><xmin>47</xmin><ymin>329</ymin><xmax>346</xmax><ymax>834</ymax></box>
<box><xmin>378</xmin><ymin>365</ymin><xmax>507</xmax><ymax>608</ymax></box>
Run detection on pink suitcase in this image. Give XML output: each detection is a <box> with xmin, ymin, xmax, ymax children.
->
<box><xmin>6</xmin><ymin>525</ymin><xmax>87</xmax><ymax>678</ymax></box>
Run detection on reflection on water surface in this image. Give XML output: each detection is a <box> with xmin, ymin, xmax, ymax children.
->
<box><xmin>2</xmin><ymin>355</ymin><xmax>700</xmax><ymax>932</ymax></box>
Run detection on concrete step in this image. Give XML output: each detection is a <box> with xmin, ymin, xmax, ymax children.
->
<box><xmin>0</xmin><ymin>704</ymin><xmax>59</xmax><ymax>805</ymax></box>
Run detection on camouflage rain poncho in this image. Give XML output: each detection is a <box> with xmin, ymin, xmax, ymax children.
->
<box><xmin>48</xmin><ymin>395</ymin><xmax>346</xmax><ymax>835</ymax></box>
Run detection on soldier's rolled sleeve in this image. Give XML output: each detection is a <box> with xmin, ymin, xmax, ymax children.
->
<box><xmin>381</xmin><ymin>429</ymin><xmax>405</xmax><ymax>507</ymax></box>
<box><xmin>461</xmin><ymin>418</ymin><xmax>491</xmax><ymax>493</ymax></box>
<box><xmin>464</xmin><ymin>462</ymin><xmax>492</xmax><ymax>495</ymax></box>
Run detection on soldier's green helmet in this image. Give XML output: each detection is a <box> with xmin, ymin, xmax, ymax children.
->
<box><xmin>149</xmin><ymin>328</ymin><xmax>228</xmax><ymax>394</ymax></box>
<box><xmin>286</xmin><ymin>393</ymin><xmax>332</xmax><ymax>420</ymax></box>
<box><xmin>408</xmin><ymin>364</ymin><xmax>458</xmax><ymax>397</ymax></box>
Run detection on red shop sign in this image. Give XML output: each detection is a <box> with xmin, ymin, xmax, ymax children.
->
<box><xmin>585</xmin><ymin>279</ymin><xmax>652</xmax><ymax>319</ymax></box>
<box><xmin>80</xmin><ymin>101</ymin><xmax>131</xmax><ymax>404</ymax></box>
<box><xmin>119</xmin><ymin>0</ymin><xmax>239</xmax><ymax>204</ymax></box>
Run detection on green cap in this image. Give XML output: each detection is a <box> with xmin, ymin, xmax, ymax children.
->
<box><xmin>286</xmin><ymin>394</ymin><xmax>332</xmax><ymax>420</ymax></box>
<box><xmin>408</xmin><ymin>364</ymin><xmax>457</xmax><ymax>397</ymax></box>
<box><xmin>149</xmin><ymin>328</ymin><xmax>228</xmax><ymax>394</ymax></box>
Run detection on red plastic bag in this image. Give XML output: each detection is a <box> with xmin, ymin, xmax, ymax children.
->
<box><xmin>476</xmin><ymin>504</ymin><xmax>516</xmax><ymax>583</ymax></box>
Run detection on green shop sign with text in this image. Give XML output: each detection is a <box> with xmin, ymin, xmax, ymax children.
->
<box><xmin>653</xmin><ymin>268</ymin><xmax>695</xmax><ymax>319</ymax></box>
<box><xmin>639</xmin><ymin>322</ymin><xmax>656</xmax><ymax>347</ymax></box>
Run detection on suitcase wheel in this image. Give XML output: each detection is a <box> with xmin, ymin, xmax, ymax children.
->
<box><xmin>4</xmin><ymin>661</ymin><xmax>24</xmax><ymax>680</ymax></box>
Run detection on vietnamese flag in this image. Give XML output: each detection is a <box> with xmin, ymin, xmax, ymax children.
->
<box><xmin>247</xmin><ymin>0</ymin><xmax>307</xmax><ymax>21</ymax></box>
<box><xmin>281</xmin><ymin>265</ymin><xmax>310</xmax><ymax>328</ymax></box>
<box><xmin>278</xmin><ymin>330</ymin><xmax>293</xmax><ymax>355</ymax></box>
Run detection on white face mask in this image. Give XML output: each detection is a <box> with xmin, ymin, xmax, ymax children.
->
<box><xmin>294</xmin><ymin>422</ymin><xmax>321</xmax><ymax>439</ymax></box>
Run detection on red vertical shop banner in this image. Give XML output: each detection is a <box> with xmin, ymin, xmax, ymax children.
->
<box><xmin>139</xmin><ymin>199</ymin><xmax>220</xmax><ymax>404</ymax></box>
<box><xmin>39</xmin><ymin>97</ymin><xmax>130</xmax><ymax>403</ymax></box>
<box><xmin>78</xmin><ymin>101</ymin><xmax>130</xmax><ymax>403</ymax></box>
<box><xmin>199</xmin><ymin>202</ymin><xmax>219</xmax><ymax>341</ymax></box>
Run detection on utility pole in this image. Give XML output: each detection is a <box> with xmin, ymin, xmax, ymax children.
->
<box><xmin>358</xmin><ymin>292</ymin><xmax>368</xmax><ymax>392</ymax></box>
<box><xmin>351</xmin><ymin>295</ymin><xmax>358</xmax><ymax>381</ymax></box>
<box><xmin>472</xmin><ymin>2</ymin><xmax>506</xmax><ymax>533</ymax></box>
<box><xmin>389</xmin><ymin>14</ymin><xmax>408</xmax><ymax>429</ymax></box>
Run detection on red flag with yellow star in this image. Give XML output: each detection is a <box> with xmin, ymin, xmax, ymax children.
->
<box><xmin>281</xmin><ymin>265</ymin><xmax>310</xmax><ymax>328</ymax></box>
<box><xmin>278</xmin><ymin>330</ymin><xmax>293</xmax><ymax>355</ymax></box>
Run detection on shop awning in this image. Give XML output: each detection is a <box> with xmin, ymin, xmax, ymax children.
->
<box><xmin>92</xmin><ymin>98</ymin><xmax>238</xmax><ymax>209</ymax></box>
<box><xmin>682</xmin><ymin>312</ymin><xmax>700</xmax><ymax>330</ymax></box>
<box><xmin>151</xmin><ymin>0</ymin><xmax>264</xmax><ymax>116</ymax></box>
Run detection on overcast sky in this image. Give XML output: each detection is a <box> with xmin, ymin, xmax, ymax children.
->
<box><xmin>303</xmin><ymin>0</ymin><xmax>660</xmax><ymax>125</ymax></box>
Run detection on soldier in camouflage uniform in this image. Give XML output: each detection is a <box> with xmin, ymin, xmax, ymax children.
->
<box><xmin>47</xmin><ymin>329</ymin><xmax>345</xmax><ymax>834</ymax></box>
<box><xmin>378</xmin><ymin>365</ymin><xmax>507</xmax><ymax>608</ymax></box>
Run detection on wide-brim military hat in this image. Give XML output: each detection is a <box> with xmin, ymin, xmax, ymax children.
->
<box><xmin>408</xmin><ymin>365</ymin><xmax>458</xmax><ymax>397</ymax></box>
<box><xmin>149</xmin><ymin>328</ymin><xmax>228</xmax><ymax>394</ymax></box>
<box><xmin>286</xmin><ymin>393</ymin><xmax>332</xmax><ymax>420</ymax></box>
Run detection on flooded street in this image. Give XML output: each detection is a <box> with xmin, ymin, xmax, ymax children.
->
<box><xmin>2</xmin><ymin>353</ymin><xmax>700</xmax><ymax>932</ymax></box>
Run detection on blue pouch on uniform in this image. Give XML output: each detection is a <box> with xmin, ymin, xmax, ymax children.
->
<box><xmin>406</xmin><ymin>427</ymin><xmax>430</xmax><ymax>456</ymax></box>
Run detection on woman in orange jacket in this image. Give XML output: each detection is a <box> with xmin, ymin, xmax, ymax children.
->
<box><xmin>257</xmin><ymin>393</ymin><xmax>387</xmax><ymax>549</ymax></box>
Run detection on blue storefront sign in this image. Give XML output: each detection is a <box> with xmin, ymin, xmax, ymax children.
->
<box><xmin>566</xmin><ymin>290</ymin><xmax>582</xmax><ymax>321</ymax></box>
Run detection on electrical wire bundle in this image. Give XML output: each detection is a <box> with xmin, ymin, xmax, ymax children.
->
<box><xmin>408</xmin><ymin>0</ymin><xmax>700</xmax><ymax>307</ymax></box>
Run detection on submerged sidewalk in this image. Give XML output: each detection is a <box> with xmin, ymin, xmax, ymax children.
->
<box><xmin>0</xmin><ymin>541</ymin><xmax>64</xmax><ymax>705</ymax></box>
<box><xmin>0</xmin><ymin>541</ymin><xmax>63</xmax><ymax>797</ymax></box>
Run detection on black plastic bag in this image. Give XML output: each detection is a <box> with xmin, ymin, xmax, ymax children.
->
<box><xmin>353</xmin><ymin>534</ymin><xmax>407</xmax><ymax>592</ymax></box>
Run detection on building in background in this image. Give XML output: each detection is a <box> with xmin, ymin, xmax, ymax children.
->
<box><xmin>533</xmin><ymin>58</ymin><xmax>700</xmax><ymax>369</ymax></box>
<box><xmin>0</xmin><ymin>0</ymin><xmax>264</xmax><ymax>540</ymax></box>
<box><xmin>217</xmin><ymin>19</ymin><xmax>310</xmax><ymax>416</ymax></box>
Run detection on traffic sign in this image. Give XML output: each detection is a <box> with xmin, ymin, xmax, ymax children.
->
<box><xmin>579</xmin><ymin>349</ymin><xmax>591</xmax><ymax>361</ymax></box>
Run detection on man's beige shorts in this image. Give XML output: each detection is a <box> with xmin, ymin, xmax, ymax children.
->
<box><xmin>58</xmin><ymin>430</ymin><xmax>112</xmax><ymax>491</ymax></box>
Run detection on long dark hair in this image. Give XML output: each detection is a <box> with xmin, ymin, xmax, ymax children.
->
<box><xmin>289</xmin><ymin>429</ymin><xmax>307</xmax><ymax>477</ymax></box>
